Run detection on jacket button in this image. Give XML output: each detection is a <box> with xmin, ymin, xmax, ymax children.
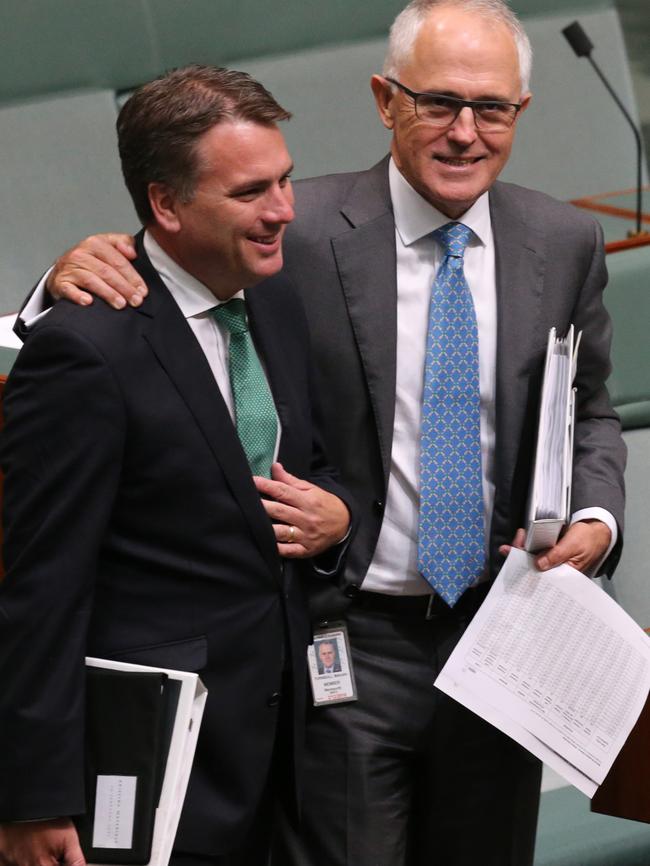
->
<box><xmin>373</xmin><ymin>498</ymin><xmax>384</xmax><ymax>513</ymax></box>
<box><xmin>267</xmin><ymin>691</ymin><xmax>281</xmax><ymax>707</ymax></box>
<box><xmin>344</xmin><ymin>583</ymin><xmax>361</xmax><ymax>598</ymax></box>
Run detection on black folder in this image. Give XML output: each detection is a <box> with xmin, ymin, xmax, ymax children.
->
<box><xmin>74</xmin><ymin>667</ymin><xmax>179</xmax><ymax>864</ymax></box>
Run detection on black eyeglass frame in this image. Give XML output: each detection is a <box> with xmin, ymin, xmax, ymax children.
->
<box><xmin>385</xmin><ymin>77</ymin><xmax>522</xmax><ymax>131</ymax></box>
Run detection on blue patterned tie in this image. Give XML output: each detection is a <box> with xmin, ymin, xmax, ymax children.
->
<box><xmin>417</xmin><ymin>222</ymin><xmax>485</xmax><ymax>606</ymax></box>
<box><xmin>212</xmin><ymin>299</ymin><xmax>277</xmax><ymax>478</ymax></box>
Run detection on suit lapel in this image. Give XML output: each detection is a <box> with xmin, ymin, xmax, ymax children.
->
<box><xmin>331</xmin><ymin>159</ymin><xmax>398</xmax><ymax>485</ymax></box>
<box><xmin>490</xmin><ymin>182</ymin><xmax>547</xmax><ymax>508</ymax></box>
<box><xmin>132</xmin><ymin>238</ymin><xmax>282</xmax><ymax>580</ymax></box>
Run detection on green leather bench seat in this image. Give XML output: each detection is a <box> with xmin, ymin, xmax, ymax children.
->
<box><xmin>535</xmin><ymin>786</ymin><xmax>650</xmax><ymax>865</ymax></box>
<box><xmin>605</xmin><ymin>246</ymin><xmax>650</xmax><ymax>430</ymax></box>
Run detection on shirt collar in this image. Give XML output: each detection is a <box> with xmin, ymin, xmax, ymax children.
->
<box><xmin>143</xmin><ymin>231</ymin><xmax>244</xmax><ymax>319</ymax></box>
<box><xmin>388</xmin><ymin>157</ymin><xmax>491</xmax><ymax>248</ymax></box>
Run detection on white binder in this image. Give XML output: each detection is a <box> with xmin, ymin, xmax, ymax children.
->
<box><xmin>525</xmin><ymin>325</ymin><xmax>581</xmax><ymax>553</ymax></box>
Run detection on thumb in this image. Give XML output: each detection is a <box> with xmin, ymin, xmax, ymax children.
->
<box><xmin>536</xmin><ymin>537</ymin><xmax>571</xmax><ymax>572</ymax></box>
<box><xmin>64</xmin><ymin>834</ymin><xmax>87</xmax><ymax>866</ymax></box>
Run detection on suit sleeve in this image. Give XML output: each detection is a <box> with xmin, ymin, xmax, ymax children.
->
<box><xmin>569</xmin><ymin>219</ymin><xmax>626</xmax><ymax>576</ymax></box>
<box><xmin>0</xmin><ymin>322</ymin><xmax>125</xmax><ymax>820</ymax></box>
<box><xmin>291</xmin><ymin>287</ymin><xmax>358</xmax><ymax>576</ymax></box>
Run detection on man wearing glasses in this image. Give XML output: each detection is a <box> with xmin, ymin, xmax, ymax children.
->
<box><xmin>17</xmin><ymin>0</ymin><xmax>625</xmax><ymax>864</ymax></box>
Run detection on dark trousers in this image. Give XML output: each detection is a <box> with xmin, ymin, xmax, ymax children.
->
<box><xmin>272</xmin><ymin>588</ymin><xmax>542</xmax><ymax>866</ymax></box>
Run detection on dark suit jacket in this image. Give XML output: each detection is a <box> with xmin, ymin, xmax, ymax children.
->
<box><xmin>0</xmin><ymin>237</ymin><xmax>351</xmax><ymax>855</ymax></box>
<box><xmin>263</xmin><ymin>157</ymin><xmax>626</xmax><ymax>619</ymax></box>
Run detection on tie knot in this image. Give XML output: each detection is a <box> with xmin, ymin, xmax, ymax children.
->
<box><xmin>433</xmin><ymin>222</ymin><xmax>473</xmax><ymax>260</ymax></box>
<box><xmin>212</xmin><ymin>298</ymin><xmax>248</xmax><ymax>335</ymax></box>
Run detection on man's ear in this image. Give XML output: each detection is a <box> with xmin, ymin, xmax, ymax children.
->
<box><xmin>518</xmin><ymin>91</ymin><xmax>532</xmax><ymax>118</ymax></box>
<box><xmin>148</xmin><ymin>182</ymin><xmax>182</xmax><ymax>233</ymax></box>
<box><xmin>370</xmin><ymin>75</ymin><xmax>397</xmax><ymax>130</ymax></box>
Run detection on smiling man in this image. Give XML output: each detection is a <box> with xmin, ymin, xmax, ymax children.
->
<box><xmin>0</xmin><ymin>66</ymin><xmax>353</xmax><ymax>866</ymax></box>
<box><xmin>13</xmin><ymin>2</ymin><xmax>626</xmax><ymax>865</ymax></box>
<box><xmin>372</xmin><ymin>4</ymin><xmax>531</xmax><ymax>216</ymax></box>
<box><xmin>265</xmin><ymin>5</ymin><xmax>623</xmax><ymax>859</ymax></box>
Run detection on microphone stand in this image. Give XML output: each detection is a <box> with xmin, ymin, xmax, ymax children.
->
<box><xmin>562</xmin><ymin>20</ymin><xmax>648</xmax><ymax>238</ymax></box>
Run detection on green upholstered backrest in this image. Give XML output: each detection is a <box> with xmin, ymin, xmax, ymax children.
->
<box><xmin>0</xmin><ymin>0</ymin><xmax>645</xmax><ymax>315</ymax></box>
<box><xmin>0</xmin><ymin>0</ymin><xmax>606</xmax><ymax>107</ymax></box>
<box><xmin>606</xmin><ymin>427</ymin><xmax>650</xmax><ymax>628</ymax></box>
<box><xmin>604</xmin><ymin>246</ymin><xmax>650</xmax><ymax>430</ymax></box>
<box><xmin>196</xmin><ymin>6</ymin><xmax>644</xmax><ymax>198</ymax></box>
<box><xmin>599</xmin><ymin>248</ymin><xmax>650</xmax><ymax>628</ymax></box>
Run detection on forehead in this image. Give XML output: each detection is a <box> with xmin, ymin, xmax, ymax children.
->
<box><xmin>401</xmin><ymin>7</ymin><xmax>521</xmax><ymax>98</ymax></box>
<box><xmin>194</xmin><ymin>120</ymin><xmax>291</xmax><ymax>182</ymax></box>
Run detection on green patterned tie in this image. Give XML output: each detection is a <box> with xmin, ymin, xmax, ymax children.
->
<box><xmin>212</xmin><ymin>299</ymin><xmax>277</xmax><ymax>478</ymax></box>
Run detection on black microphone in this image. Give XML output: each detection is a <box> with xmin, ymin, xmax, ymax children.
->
<box><xmin>563</xmin><ymin>21</ymin><xmax>593</xmax><ymax>58</ymax></box>
<box><xmin>562</xmin><ymin>20</ymin><xmax>647</xmax><ymax>237</ymax></box>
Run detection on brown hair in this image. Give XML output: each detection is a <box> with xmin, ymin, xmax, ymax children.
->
<box><xmin>117</xmin><ymin>64</ymin><xmax>291</xmax><ymax>224</ymax></box>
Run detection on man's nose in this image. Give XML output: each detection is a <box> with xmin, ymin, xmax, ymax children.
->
<box><xmin>447</xmin><ymin>106</ymin><xmax>479</xmax><ymax>145</ymax></box>
<box><xmin>265</xmin><ymin>185</ymin><xmax>295</xmax><ymax>225</ymax></box>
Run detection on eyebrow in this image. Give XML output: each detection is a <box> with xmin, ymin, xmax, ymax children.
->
<box><xmin>228</xmin><ymin>162</ymin><xmax>294</xmax><ymax>196</ymax></box>
<box><xmin>428</xmin><ymin>89</ymin><xmax>515</xmax><ymax>103</ymax></box>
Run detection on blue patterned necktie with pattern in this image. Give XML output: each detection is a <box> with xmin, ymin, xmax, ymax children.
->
<box><xmin>212</xmin><ymin>298</ymin><xmax>277</xmax><ymax>478</ymax></box>
<box><xmin>417</xmin><ymin>221</ymin><xmax>485</xmax><ymax>606</ymax></box>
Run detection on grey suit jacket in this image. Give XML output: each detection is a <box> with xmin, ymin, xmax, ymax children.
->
<box><xmin>264</xmin><ymin>157</ymin><xmax>625</xmax><ymax>614</ymax></box>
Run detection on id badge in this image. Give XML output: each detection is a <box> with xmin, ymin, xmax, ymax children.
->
<box><xmin>307</xmin><ymin>622</ymin><xmax>358</xmax><ymax>706</ymax></box>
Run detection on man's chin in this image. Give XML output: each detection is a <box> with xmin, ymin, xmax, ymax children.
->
<box><xmin>248</xmin><ymin>254</ymin><xmax>285</xmax><ymax>284</ymax></box>
<box><xmin>426</xmin><ymin>177</ymin><xmax>489</xmax><ymax>218</ymax></box>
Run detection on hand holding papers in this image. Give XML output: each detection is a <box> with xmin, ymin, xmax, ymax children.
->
<box><xmin>435</xmin><ymin>550</ymin><xmax>650</xmax><ymax>798</ymax></box>
<box><xmin>526</xmin><ymin>325</ymin><xmax>581</xmax><ymax>553</ymax></box>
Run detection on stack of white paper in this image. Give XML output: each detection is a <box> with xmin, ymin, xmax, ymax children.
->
<box><xmin>435</xmin><ymin>550</ymin><xmax>650</xmax><ymax>798</ymax></box>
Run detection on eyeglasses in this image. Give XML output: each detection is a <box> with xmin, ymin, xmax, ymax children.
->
<box><xmin>385</xmin><ymin>77</ymin><xmax>522</xmax><ymax>132</ymax></box>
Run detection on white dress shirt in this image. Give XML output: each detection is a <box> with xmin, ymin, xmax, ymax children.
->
<box><xmin>363</xmin><ymin>160</ymin><xmax>615</xmax><ymax>595</ymax></box>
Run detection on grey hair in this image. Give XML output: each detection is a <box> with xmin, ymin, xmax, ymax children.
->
<box><xmin>383</xmin><ymin>0</ymin><xmax>532</xmax><ymax>96</ymax></box>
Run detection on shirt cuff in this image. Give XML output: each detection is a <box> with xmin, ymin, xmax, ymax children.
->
<box><xmin>570</xmin><ymin>507</ymin><xmax>618</xmax><ymax>577</ymax></box>
<box><xmin>20</xmin><ymin>268</ymin><xmax>54</xmax><ymax>328</ymax></box>
<box><xmin>312</xmin><ymin>526</ymin><xmax>352</xmax><ymax>576</ymax></box>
